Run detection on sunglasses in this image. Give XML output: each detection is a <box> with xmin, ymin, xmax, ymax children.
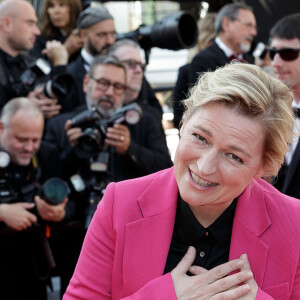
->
<box><xmin>269</xmin><ymin>47</ymin><xmax>300</xmax><ymax>61</ymax></box>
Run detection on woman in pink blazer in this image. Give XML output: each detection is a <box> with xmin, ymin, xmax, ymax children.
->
<box><xmin>64</xmin><ymin>63</ymin><xmax>300</xmax><ymax>299</ymax></box>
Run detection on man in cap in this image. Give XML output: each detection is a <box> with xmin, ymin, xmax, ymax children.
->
<box><xmin>67</xmin><ymin>6</ymin><xmax>116</xmax><ymax>107</ymax></box>
<box><xmin>67</xmin><ymin>5</ymin><xmax>163</xmax><ymax>117</ymax></box>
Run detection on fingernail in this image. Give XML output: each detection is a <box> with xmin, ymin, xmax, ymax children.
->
<box><xmin>237</xmin><ymin>259</ymin><xmax>245</xmax><ymax>267</ymax></box>
<box><xmin>241</xmin><ymin>254</ymin><xmax>248</xmax><ymax>261</ymax></box>
<box><xmin>246</xmin><ymin>271</ymin><xmax>253</xmax><ymax>277</ymax></box>
<box><xmin>242</xmin><ymin>284</ymin><xmax>250</xmax><ymax>292</ymax></box>
<box><xmin>187</xmin><ymin>246</ymin><xmax>195</xmax><ymax>254</ymax></box>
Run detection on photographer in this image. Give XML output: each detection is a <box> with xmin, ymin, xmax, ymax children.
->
<box><xmin>45</xmin><ymin>55</ymin><xmax>172</xmax><ymax>224</ymax></box>
<box><xmin>0</xmin><ymin>98</ymin><xmax>72</xmax><ymax>300</ymax></box>
<box><xmin>0</xmin><ymin>0</ymin><xmax>72</xmax><ymax>118</ymax></box>
<box><xmin>67</xmin><ymin>5</ymin><xmax>162</xmax><ymax>117</ymax></box>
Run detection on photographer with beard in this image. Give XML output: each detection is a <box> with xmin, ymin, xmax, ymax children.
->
<box><xmin>45</xmin><ymin>54</ymin><xmax>171</xmax><ymax>189</ymax></box>
<box><xmin>67</xmin><ymin>5</ymin><xmax>163</xmax><ymax>117</ymax></box>
<box><xmin>45</xmin><ymin>55</ymin><xmax>172</xmax><ymax>283</ymax></box>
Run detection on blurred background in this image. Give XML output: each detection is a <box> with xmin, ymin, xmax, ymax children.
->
<box><xmin>28</xmin><ymin>0</ymin><xmax>300</xmax><ymax>161</ymax></box>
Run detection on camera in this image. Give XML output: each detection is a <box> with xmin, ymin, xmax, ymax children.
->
<box><xmin>71</xmin><ymin>102</ymin><xmax>143</xmax><ymax>161</ymax></box>
<box><xmin>70</xmin><ymin>103</ymin><xmax>142</xmax><ymax>227</ymax></box>
<box><xmin>0</xmin><ymin>149</ymin><xmax>68</xmax><ymax>205</ymax></box>
<box><xmin>117</xmin><ymin>11</ymin><xmax>198</xmax><ymax>64</ymax></box>
<box><xmin>13</xmin><ymin>58</ymin><xmax>74</xmax><ymax>99</ymax></box>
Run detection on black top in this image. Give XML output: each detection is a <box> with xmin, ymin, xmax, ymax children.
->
<box><xmin>164</xmin><ymin>195</ymin><xmax>237</xmax><ymax>273</ymax></box>
<box><xmin>30</xmin><ymin>31</ymin><xmax>80</xmax><ymax>63</ymax></box>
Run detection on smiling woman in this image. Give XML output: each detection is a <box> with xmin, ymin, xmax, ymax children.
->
<box><xmin>63</xmin><ymin>63</ymin><xmax>300</xmax><ymax>300</ymax></box>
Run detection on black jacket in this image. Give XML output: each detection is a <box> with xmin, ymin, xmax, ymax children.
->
<box><xmin>0</xmin><ymin>48</ymin><xmax>75</xmax><ymax>113</ymax></box>
<box><xmin>44</xmin><ymin>103</ymin><xmax>173</xmax><ymax>182</ymax></box>
<box><xmin>274</xmin><ymin>138</ymin><xmax>300</xmax><ymax>199</ymax></box>
<box><xmin>188</xmin><ymin>41</ymin><xmax>254</xmax><ymax>85</ymax></box>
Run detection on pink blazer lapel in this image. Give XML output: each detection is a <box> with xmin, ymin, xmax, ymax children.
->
<box><xmin>122</xmin><ymin>168</ymin><xmax>178</xmax><ymax>293</ymax></box>
<box><xmin>229</xmin><ymin>179</ymin><xmax>271</xmax><ymax>286</ymax></box>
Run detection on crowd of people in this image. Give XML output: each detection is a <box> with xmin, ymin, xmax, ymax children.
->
<box><xmin>0</xmin><ymin>0</ymin><xmax>300</xmax><ymax>299</ymax></box>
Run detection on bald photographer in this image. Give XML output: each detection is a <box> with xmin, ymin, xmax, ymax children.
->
<box><xmin>0</xmin><ymin>98</ymin><xmax>74</xmax><ymax>300</ymax></box>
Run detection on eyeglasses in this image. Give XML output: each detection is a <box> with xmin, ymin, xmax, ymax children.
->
<box><xmin>268</xmin><ymin>47</ymin><xmax>300</xmax><ymax>61</ymax></box>
<box><xmin>234</xmin><ymin>19</ymin><xmax>258</xmax><ymax>31</ymax></box>
<box><xmin>121</xmin><ymin>59</ymin><xmax>145</xmax><ymax>71</ymax></box>
<box><xmin>90</xmin><ymin>77</ymin><xmax>126</xmax><ymax>95</ymax></box>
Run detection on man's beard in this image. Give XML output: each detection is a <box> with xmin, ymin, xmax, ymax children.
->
<box><xmin>87</xmin><ymin>38</ymin><xmax>110</xmax><ymax>56</ymax></box>
<box><xmin>96</xmin><ymin>96</ymin><xmax>117</xmax><ymax>119</ymax></box>
<box><xmin>240</xmin><ymin>42</ymin><xmax>251</xmax><ymax>54</ymax></box>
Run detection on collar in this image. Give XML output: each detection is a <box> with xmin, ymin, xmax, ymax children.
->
<box><xmin>0</xmin><ymin>48</ymin><xmax>24</xmax><ymax>63</ymax></box>
<box><xmin>215</xmin><ymin>37</ymin><xmax>243</xmax><ymax>59</ymax></box>
<box><xmin>177</xmin><ymin>195</ymin><xmax>237</xmax><ymax>246</ymax></box>
<box><xmin>292</xmin><ymin>99</ymin><xmax>300</xmax><ymax>109</ymax></box>
<box><xmin>81</xmin><ymin>48</ymin><xmax>94</xmax><ymax>71</ymax></box>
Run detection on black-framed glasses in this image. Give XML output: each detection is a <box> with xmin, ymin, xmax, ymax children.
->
<box><xmin>121</xmin><ymin>59</ymin><xmax>145</xmax><ymax>71</ymax></box>
<box><xmin>268</xmin><ymin>47</ymin><xmax>300</xmax><ymax>61</ymax></box>
<box><xmin>90</xmin><ymin>77</ymin><xmax>126</xmax><ymax>95</ymax></box>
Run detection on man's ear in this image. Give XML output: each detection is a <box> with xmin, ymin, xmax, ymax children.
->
<box><xmin>0</xmin><ymin>16</ymin><xmax>12</xmax><ymax>32</ymax></box>
<box><xmin>222</xmin><ymin>16</ymin><xmax>232</xmax><ymax>32</ymax></box>
<box><xmin>0</xmin><ymin>121</ymin><xmax>4</xmax><ymax>137</ymax></box>
<box><xmin>79</xmin><ymin>28</ymin><xmax>87</xmax><ymax>41</ymax></box>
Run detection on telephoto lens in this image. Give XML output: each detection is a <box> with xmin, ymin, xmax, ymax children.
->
<box><xmin>40</xmin><ymin>178</ymin><xmax>69</xmax><ymax>205</ymax></box>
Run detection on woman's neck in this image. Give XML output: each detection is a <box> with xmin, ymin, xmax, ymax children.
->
<box><xmin>189</xmin><ymin>201</ymin><xmax>234</xmax><ymax>228</ymax></box>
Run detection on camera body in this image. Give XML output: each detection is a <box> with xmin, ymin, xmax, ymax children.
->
<box><xmin>13</xmin><ymin>58</ymin><xmax>74</xmax><ymax>99</ymax></box>
<box><xmin>0</xmin><ymin>149</ymin><xmax>68</xmax><ymax>206</ymax></box>
<box><xmin>71</xmin><ymin>102</ymin><xmax>143</xmax><ymax>160</ymax></box>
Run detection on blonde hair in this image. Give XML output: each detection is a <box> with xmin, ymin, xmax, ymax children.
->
<box><xmin>183</xmin><ymin>62</ymin><xmax>296</xmax><ymax>176</ymax></box>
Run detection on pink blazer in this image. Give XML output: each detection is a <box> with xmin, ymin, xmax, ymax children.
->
<box><xmin>63</xmin><ymin>167</ymin><xmax>300</xmax><ymax>300</ymax></box>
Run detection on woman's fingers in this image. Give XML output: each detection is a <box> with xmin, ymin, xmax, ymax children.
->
<box><xmin>174</xmin><ymin>246</ymin><xmax>197</xmax><ymax>275</ymax></box>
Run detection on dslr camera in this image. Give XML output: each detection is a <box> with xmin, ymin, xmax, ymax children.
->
<box><xmin>13</xmin><ymin>58</ymin><xmax>74</xmax><ymax>100</ymax></box>
<box><xmin>0</xmin><ymin>149</ymin><xmax>69</xmax><ymax>206</ymax></box>
<box><xmin>71</xmin><ymin>102</ymin><xmax>143</xmax><ymax>170</ymax></box>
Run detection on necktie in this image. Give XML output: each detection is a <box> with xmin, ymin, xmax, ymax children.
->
<box><xmin>229</xmin><ymin>54</ymin><xmax>248</xmax><ymax>63</ymax></box>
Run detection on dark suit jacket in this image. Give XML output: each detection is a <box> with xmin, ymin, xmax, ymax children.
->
<box><xmin>189</xmin><ymin>41</ymin><xmax>254</xmax><ymax>85</ymax></box>
<box><xmin>172</xmin><ymin>63</ymin><xmax>190</xmax><ymax>128</ymax></box>
<box><xmin>274</xmin><ymin>138</ymin><xmax>300</xmax><ymax>199</ymax></box>
<box><xmin>66</xmin><ymin>54</ymin><xmax>87</xmax><ymax>108</ymax></box>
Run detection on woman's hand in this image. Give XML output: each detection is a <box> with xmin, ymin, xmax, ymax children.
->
<box><xmin>64</xmin><ymin>29</ymin><xmax>83</xmax><ymax>56</ymax></box>
<box><xmin>43</xmin><ymin>40</ymin><xmax>69</xmax><ymax>66</ymax></box>
<box><xmin>236</xmin><ymin>254</ymin><xmax>258</xmax><ymax>299</ymax></box>
<box><xmin>171</xmin><ymin>246</ymin><xmax>254</xmax><ymax>299</ymax></box>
